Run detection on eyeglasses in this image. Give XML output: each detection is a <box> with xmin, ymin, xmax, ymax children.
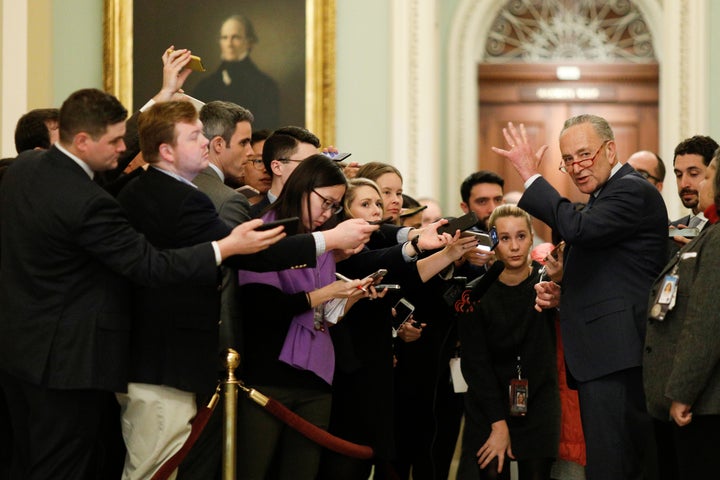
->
<box><xmin>248</xmin><ymin>158</ymin><xmax>266</xmax><ymax>171</ymax></box>
<box><xmin>635</xmin><ymin>169</ymin><xmax>662</xmax><ymax>184</ymax></box>
<box><xmin>312</xmin><ymin>190</ymin><xmax>343</xmax><ymax>215</ymax></box>
<box><xmin>559</xmin><ymin>140</ymin><xmax>609</xmax><ymax>174</ymax></box>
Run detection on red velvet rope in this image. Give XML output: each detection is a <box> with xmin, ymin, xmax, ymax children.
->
<box><xmin>150</xmin><ymin>386</ymin><xmax>374</xmax><ymax>480</ymax></box>
<box><xmin>263</xmin><ymin>396</ymin><xmax>374</xmax><ymax>459</ymax></box>
<box><xmin>150</xmin><ymin>404</ymin><xmax>215</xmax><ymax>480</ymax></box>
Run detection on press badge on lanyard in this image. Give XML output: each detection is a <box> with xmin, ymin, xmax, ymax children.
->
<box><xmin>650</xmin><ymin>265</ymin><xmax>678</xmax><ymax>322</ymax></box>
<box><xmin>509</xmin><ymin>355</ymin><xmax>528</xmax><ymax>416</ymax></box>
<box><xmin>650</xmin><ymin>264</ymin><xmax>679</xmax><ymax>321</ymax></box>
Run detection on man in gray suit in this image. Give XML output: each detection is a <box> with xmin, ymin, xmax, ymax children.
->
<box><xmin>194</xmin><ymin>101</ymin><xmax>254</xmax><ymax>226</ymax></box>
<box><xmin>494</xmin><ymin>116</ymin><xmax>668</xmax><ymax>479</ymax></box>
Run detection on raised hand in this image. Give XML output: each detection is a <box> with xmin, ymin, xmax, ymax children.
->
<box><xmin>491</xmin><ymin>122</ymin><xmax>549</xmax><ymax>182</ymax></box>
<box><xmin>153</xmin><ymin>46</ymin><xmax>194</xmax><ymax>103</ymax></box>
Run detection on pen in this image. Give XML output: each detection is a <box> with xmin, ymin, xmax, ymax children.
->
<box><xmin>334</xmin><ymin>272</ymin><xmax>367</xmax><ymax>292</ymax></box>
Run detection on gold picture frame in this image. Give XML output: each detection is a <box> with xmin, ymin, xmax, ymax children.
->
<box><xmin>103</xmin><ymin>0</ymin><xmax>336</xmax><ymax>145</ymax></box>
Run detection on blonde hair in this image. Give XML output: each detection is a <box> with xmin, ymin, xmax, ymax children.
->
<box><xmin>356</xmin><ymin>162</ymin><xmax>403</xmax><ymax>183</ymax></box>
<box><xmin>488</xmin><ymin>204</ymin><xmax>533</xmax><ymax>233</ymax></box>
<box><xmin>344</xmin><ymin>178</ymin><xmax>383</xmax><ymax>217</ymax></box>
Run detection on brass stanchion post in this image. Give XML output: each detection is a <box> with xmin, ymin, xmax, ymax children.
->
<box><xmin>222</xmin><ymin>349</ymin><xmax>240</xmax><ymax>480</ymax></box>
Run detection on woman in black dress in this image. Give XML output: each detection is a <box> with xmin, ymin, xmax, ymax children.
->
<box><xmin>458</xmin><ymin>204</ymin><xmax>560</xmax><ymax>480</ymax></box>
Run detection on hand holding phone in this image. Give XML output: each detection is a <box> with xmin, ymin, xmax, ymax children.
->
<box><xmin>365</xmin><ymin>268</ymin><xmax>388</xmax><ymax>282</ymax></box>
<box><xmin>334</xmin><ymin>272</ymin><xmax>368</xmax><ymax>292</ymax></box>
<box><xmin>393</xmin><ymin>298</ymin><xmax>415</xmax><ymax>328</ymax></box>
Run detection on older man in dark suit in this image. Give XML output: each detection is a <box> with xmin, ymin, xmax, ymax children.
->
<box><xmin>0</xmin><ymin>89</ymin><xmax>288</xmax><ymax>480</ymax></box>
<box><xmin>494</xmin><ymin>115</ymin><xmax>668</xmax><ymax>479</ymax></box>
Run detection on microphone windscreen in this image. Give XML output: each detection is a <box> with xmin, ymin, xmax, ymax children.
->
<box><xmin>468</xmin><ymin>261</ymin><xmax>505</xmax><ymax>302</ymax></box>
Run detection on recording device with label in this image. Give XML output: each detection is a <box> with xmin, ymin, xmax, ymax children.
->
<box><xmin>373</xmin><ymin>284</ymin><xmax>401</xmax><ymax>290</ymax></box>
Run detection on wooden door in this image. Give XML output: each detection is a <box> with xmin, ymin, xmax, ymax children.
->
<box><xmin>478</xmin><ymin>63</ymin><xmax>659</xmax><ymax>242</ymax></box>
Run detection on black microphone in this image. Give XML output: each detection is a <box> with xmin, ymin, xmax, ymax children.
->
<box><xmin>467</xmin><ymin>261</ymin><xmax>505</xmax><ymax>302</ymax></box>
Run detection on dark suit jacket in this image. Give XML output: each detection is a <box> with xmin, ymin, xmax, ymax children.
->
<box><xmin>644</xmin><ymin>224</ymin><xmax>720</xmax><ymax>420</ymax></box>
<box><xmin>519</xmin><ymin>164</ymin><xmax>668</xmax><ymax>381</ymax></box>
<box><xmin>0</xmin><ymin>147</ymin><xmax>218</xmax><ymax>393</ymax></box>
<box><xmin>117</xmin><ymin>167</ymin><xmax>316</xmax><ymax>393</ymax></box>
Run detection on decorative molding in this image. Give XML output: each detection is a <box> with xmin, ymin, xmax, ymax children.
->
<box><xmin>484</xmin><ymin>0</ymin><xmax>656</xmax><ymax>63</ymax></box>
<box><xmin>680</xmin><ymin>0</ymin><xmax>689</xmax><ymax>139</ymax></box>
<box><xmin>390</xmin><ymin>0</ymin><xmax>439</xmax><ymax>198</ymax></box>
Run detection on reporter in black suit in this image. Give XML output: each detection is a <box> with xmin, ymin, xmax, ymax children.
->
<box><xmin>0</xmin><ymin>89</ymin><xmax>272</xmax><ymax>480</ymax></box>
<box><xmin>494</xmin><ymin>116</ymin><xmax>667</xmax><ymax>479</ymax></box>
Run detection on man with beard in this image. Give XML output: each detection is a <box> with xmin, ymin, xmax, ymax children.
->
<box><xmin>671</xmin><ymin>135</ymin><xmax>719</xmax><ymax>230</ymax></box>
<box><xmin>455</xmin><ymin>170</ymin><xmax>505</xmax><ymax>272</ymax></box>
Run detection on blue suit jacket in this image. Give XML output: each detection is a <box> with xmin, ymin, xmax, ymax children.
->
<box><xmin>519</xmin><ymin>164</ymin><xmax>668</xmax><ymax>381</ymax></box>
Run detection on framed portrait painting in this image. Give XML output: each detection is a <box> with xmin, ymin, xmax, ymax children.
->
<box><xmin>104</xmin><ymin>0</ymin><xmax>335</xmax><ymax>143</ymax></box>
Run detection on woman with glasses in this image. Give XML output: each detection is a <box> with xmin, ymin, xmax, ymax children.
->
<box><xmin>235</xmin><ymin>154</ymin><xmax>375</xmax><ymax>479</ymax></box>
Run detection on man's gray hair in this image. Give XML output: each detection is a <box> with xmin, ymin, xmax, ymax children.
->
<box><xmin>199</xmin><ymin>101</ymin><xmax>254</xmax><ymax>145</ymax></box>
<box><xmin>561</xmin><ymin>114</ymin><xmax>615</xmax><ymax>142</ymax></box>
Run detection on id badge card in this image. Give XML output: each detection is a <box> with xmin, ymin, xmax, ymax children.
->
<box><xmin>509</xmin><ymin>378</ymin><xmax>528</xmax><ymax>416</ymax></box>
<box><xmin>650</xmin><ymin>274</ymin><xmax>678</xmax><ymax>321</ymax></box>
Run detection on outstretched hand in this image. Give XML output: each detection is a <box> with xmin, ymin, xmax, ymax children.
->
<box><xmin>217</xmin><ymin>218</ymin><xmax>286</xmax><ymax>258</ymax></box>
<box><xmin>153</xmin><ymin>46</ymin><xmax>194</xmax><ymax>103</ymax></box>
<box><xmin>490</xmin><ymin>122</ymin><xmax>549</xmax><ymax>182</ymax></box>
